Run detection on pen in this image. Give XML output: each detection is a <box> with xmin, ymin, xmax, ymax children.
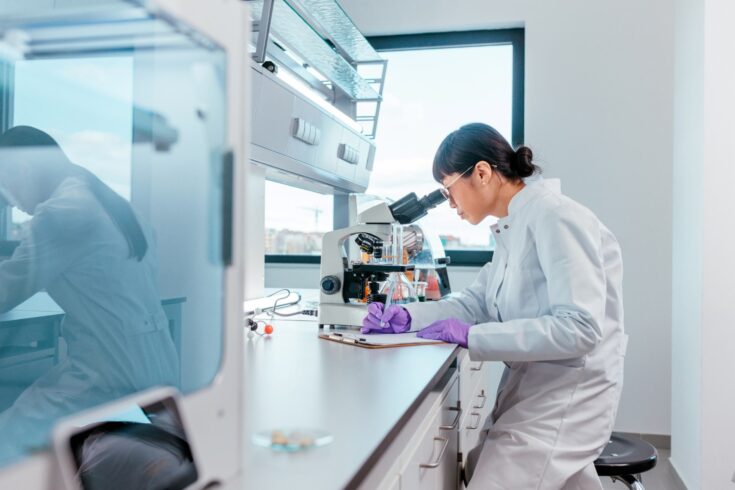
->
<box><xmin>380</xmin><ymin>279</ymin><xmax>397</xmax><ymax>327</ymax></box>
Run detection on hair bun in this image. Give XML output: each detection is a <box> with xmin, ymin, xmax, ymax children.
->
<box><xmin>513</xmin><ymin>145</ymin><xmax>536</xmax><ymax>178</ymax></box>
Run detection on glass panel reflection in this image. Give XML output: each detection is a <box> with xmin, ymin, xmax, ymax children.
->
<box><xmin>0</xmin><ymin>4</ymin><xmax>227</xmax><ymax>467</ymax></box>
<box><xmin>250</xmin><ymin>0</ymin><xmax>381</xmax><ymax>100</ymax></box>
<box><xmin>285</xmin><ymin>0</ymin><xmax>382</xmax><ymax>62</ymax></box>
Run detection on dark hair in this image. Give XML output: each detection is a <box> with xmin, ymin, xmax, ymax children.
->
<box><xmin>432</xmin><ymin>122</ymin><xmax>539</xmax><ymax>183</ymax></box>
<box><xmin>0</xmin><ymin>126</ymin><xmax>148</xmax><ymax>261</ymax></box>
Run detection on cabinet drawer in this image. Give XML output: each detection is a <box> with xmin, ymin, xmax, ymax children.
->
<box><xmin>400</xmin><ymin>419</ymin><xmax>448</xmax><ymax>490</ymax></box>
<box><xmin>334</xmin><ymin>127</ymin><xmax>359</xmax><ymax>181</ymax></box>
<box><xmin>364</xmin><ymin>369</ymin><xmax>459</xmax><ymax>490</ymax></box>
<box><xmin>400</xmin><ymin>375</ymin><xmax>459</xmax><ymax>490</ymax></box>
<box><xmin>353</xmin><ymin>137</ymin><xmax>375</xmax><ymax>187</ymax></box>
<box><xmin>251</xmin><ymin>71</ymin><xmax>293</xmax><ymax>154</ymax></box>
<box><xmin>458</xmin><ymin>351</ymin><xmax>485</xmax><ymax>410</ymax></box>
<box><xmin>459</xmin><ymin>387</ymin><xmax>492</xmax><ymax>450</ymax></box>
<box><xmin>286</xmin><ymin>97</ymin><xmax>322</xmax><ymax>162</ymax></box>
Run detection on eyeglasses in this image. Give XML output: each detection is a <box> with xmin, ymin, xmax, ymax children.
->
<box><xmin>439</xmin><ymin>164</ymin><xmax>476</xmax><ymax>200</ymax></box>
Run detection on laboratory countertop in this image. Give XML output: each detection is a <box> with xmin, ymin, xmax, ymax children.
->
<box><xmin>241</xmin><ymin>298</ymin><xmax>459</xmax><ymax>489</ymax></box>
<box><xmin>0</xmin><ymin>293</ymin><xmax>64</xmax><ymax>324</ymax></box>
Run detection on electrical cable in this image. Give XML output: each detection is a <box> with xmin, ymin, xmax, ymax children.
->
<box><xmin>269</xmin><ymin>289</ymin><xmax>303</xmax><ymax>317</ymax></box>
<box><xmin>243</xmin><ymin>288</ymin><xmax>318</xmax><ymax>335</ymax></box>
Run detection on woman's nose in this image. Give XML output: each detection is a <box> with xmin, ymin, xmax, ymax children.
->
<box><xmin>448</xmin><ymin>196</ymin><xmax>457</xmax><ymax>209</ymax></box>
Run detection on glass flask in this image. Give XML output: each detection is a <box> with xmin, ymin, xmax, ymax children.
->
<box><xmin>379</xmin><ymin>272</ymin><xmax>418</xmax><ymax>305</ymax></box>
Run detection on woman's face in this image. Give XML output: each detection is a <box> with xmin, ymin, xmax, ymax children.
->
<box><xmin>441</xmin><ymin>162</ymin><xmax>500</xmax><ymax>225</ymax></box>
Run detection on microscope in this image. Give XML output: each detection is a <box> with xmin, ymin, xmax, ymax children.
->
<box><xmin>318</xmin><ymin>190</ymin><xmax>451</xmax><ymax>329</ymax></box>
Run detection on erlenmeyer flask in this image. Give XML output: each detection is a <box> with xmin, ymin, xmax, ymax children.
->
<box><xmin>379</xmin><ymin>272</ymin><xmax>418</xmax><ymax>305</ymax></box>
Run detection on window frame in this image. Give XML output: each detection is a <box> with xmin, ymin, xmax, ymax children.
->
<box><xmin>265</xmin><ymin>28</ymin><xmax>525</xmax><ymax>267</ymax></box>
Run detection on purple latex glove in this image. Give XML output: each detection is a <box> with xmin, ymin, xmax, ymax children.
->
<box><xmin>361</xmin><ymin>302</ymin><xmax>412</xmax><ymax>334</ymax></box>
<box><xmin>417</xmin><ymin>318</ymin><xmax>472</xmax><ymax>348</ymax></box>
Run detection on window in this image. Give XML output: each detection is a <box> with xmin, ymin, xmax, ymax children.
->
<box><xmin>4</xmin><ymin>56</ymin><xmax>133</xmax><ymax>239</ymax></box>
<box><xmin>264</xmin><ymin>180</ymin><xmax>334</xmax><ymax>256</ymax></box>
<box><xmin>264</xmin><ymin>29</ymin><xmax>524</xmax><ymax>266</ymax></box>
<box><xmin>368</xmin><ymin>30</ymin><xmax>524</xmax><ymax>263</ymax></box>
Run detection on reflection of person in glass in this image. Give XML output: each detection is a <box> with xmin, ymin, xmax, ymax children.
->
<box><xmin>0</xmin><ymin>126</ymin><xmax>178</xmax><ymax>462</ymax></box>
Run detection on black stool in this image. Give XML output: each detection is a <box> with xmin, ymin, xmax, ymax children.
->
<box><xmin>594</xmin><ymin>433</ymin><xmax>658</xmax><ymax>490</ymax></box>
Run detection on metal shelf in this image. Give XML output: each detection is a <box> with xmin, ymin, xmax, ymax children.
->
<box><xmin>0</xmin><ymin>1</ymin><xmax>221</xmax><ymax>59</ymax></box>
<box><xmin>248</xmin><ymin>0</ymin><xmax>386</xmax><ymax>137</ymax></box>
<box><xmin>250</xmin><ymin>0</ymin><xmax>380</xmax><ymax>101</ymax></box>
<box><xmin>285</xmin><ymin>0</ymin><xmax>382</xmax><ymax>63</ymax></box>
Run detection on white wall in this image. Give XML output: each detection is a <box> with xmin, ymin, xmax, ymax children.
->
<box><xmin>701</xmin><ymin>0</ymin><xmax>735</xmax><ymax>489</ymax></box>
<box><xmin>671</xmin><ymin>0</ymin><xmax>735</xmax><ymax>488</ymax></box>
<box><xmin>671</xmin><ymin>0</ymin><xmax>703</xmax><ymax>485</ymax></box>
<box><xmin>340</xmin><ymin>0</ymin><xmax>675</xmax><ymax>435</ymax></box>
<box><xmin>700</xmin><ymin>1</ymin><xmax>735</xmax><ymax>486</ymax></box>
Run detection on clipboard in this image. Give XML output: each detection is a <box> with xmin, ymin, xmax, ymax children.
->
<box><xmin>318</xmin><ymin>331</ymin><xmax>445</xmax><ymax>349</ymax></box>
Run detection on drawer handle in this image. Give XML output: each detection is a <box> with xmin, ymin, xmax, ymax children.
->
<box><xmin>466</xmin><ymin>412</ymin><xmax>482</xmax><ymax>430</ymax></box>
<box><xmin>419</xmin><ymin>436</ymin><xmax>449</xmax><ymax>469</ymax></box>
<box><xmin>473</xmin><ymin>391</ymin><xmax>487</xmax><ymax>409</ymax></box>
<box><xmin>337</xmin><ymin>143</ymin><xmax>360</xmax><ymax>164</ymax></box>
<box><xmin>292</xmin><ymin>117</ymin><xmax>321</xmax><ymax>146</ymax></box>
<box><xmin>439</xmin><ymin>406</ymin><xmax>462</xmax><ymax>430</ymax></box>
<box><xmin>470</xmin><ymin>361</ymin><xmax>485</xmax><ymax>371</ymax></box>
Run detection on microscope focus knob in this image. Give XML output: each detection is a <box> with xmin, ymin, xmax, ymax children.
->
<box><xmin>321</xmin><ymin>275</ymin><xmax>341</xmax><ymax>295</ymax></box>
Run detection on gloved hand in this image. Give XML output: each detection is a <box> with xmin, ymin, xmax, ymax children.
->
<box><xmin>361</xmin><ymin>302</ymin><xmax>412</xmax><ymax>334</ymax></box>
<box><xmin>417</xmin><ymin>318</ymin><xmax>472</xmax><ymax>348</ymax></box>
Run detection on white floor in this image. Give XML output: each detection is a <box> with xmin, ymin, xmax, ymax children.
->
<box><xmin>601</xmin><ymin>450</ymin><xmax>686</xmax><ymax>490</ymax></box>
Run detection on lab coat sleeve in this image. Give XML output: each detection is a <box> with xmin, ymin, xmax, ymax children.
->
<box><xmin>404</xmin><ymin>263</ymin><xmax>494</xmax><ymax>331</ymax></box>
<box><xmin>0</xmin><ymin>201</ymin><xmax>90</xmax><ymax>312</ymax></box>
<box><xmin>468</xmin><ymin>207</ymin><xmax>606</xmax><ymax>361</ymax></box>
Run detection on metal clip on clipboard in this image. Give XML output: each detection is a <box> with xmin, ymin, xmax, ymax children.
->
<box><xmin>318</xmin><ymin>331</ymin><xmax>444</xmax><ymax>349</ymax></box>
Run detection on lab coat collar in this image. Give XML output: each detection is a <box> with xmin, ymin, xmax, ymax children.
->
<box><xmin>492</xmin><ymin>176</ymin><xmax>561</xmax><ymax>233</ymax></box>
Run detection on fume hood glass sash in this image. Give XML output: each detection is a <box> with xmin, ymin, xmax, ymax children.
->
<box><xmin>250</xmin><ymin>0</ymin><xmax>381</xmax><ymax>101</ymax></box>
<box><xmin>0</xmin><ymin>2</ymin><xmax>221</xmax><ymax>60</ymax></box>
<box><xmin>0</xmin><ymin>0</ymin><xmax>228</xmax><ymax>469</ymax></box>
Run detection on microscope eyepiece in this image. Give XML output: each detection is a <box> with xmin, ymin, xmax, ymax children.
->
<box><xmin>419</xmin><ymin>189</ymin><xmax>447</xmax><ymax>210</ymax></box>
<box><xmin>388</xmin><ymin>189</ymin><xmax>448</xmax><ymax>224</ymax></box>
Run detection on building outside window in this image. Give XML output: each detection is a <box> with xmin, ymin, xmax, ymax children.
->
<box><xmin>264</xmin><ymin>180</ymin><xmax>333</xmax><ymax>255</ymax></box>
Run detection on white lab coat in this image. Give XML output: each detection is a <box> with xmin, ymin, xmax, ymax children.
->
<box><xmin>0</xmin><ymin>177</ymin><xmax>178</xmax><ymax>463</ymax></box>
<box><xmin>405</xmin><ymin>179</ymin><xmax>626</xmax><ymax>489</ymax></box>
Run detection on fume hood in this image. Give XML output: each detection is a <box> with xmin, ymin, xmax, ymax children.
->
<box><xmin>247</xmin><ymin>0</ymin><xmax>386</xmax><ymax>193</ymax></box>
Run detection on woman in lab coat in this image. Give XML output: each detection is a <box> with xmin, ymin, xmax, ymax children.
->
<box><xmin>362</xmin><ymin>123</ymin><xmax>626</xmax><ymax>489</ymax></box>
<box><xmin>0</xmin><ymin>126</ymin><xmax>178</xmax><ymax>463</ymax></box>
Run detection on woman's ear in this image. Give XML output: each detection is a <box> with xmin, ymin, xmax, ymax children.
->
<box><xmin>475</xmin><ymin>161</ymin><xmax>495</xmax><ymax>184</ymax></box>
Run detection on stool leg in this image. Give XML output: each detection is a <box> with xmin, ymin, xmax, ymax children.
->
<box><xmin>610</xmin><ymin>475</ymin><xmax>645</xmax><ymax>490</ymax></box>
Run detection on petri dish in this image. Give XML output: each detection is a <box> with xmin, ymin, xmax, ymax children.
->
<box><xmin>252</xmin><ymin>428</ymin><xmax>333</xmax><ymax>452</ymax></box>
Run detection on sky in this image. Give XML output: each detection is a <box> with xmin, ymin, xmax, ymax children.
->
<box><xmin>11</xmin><ymin>56</ymin><xmax>133</xmax><ymax>224</ymax></box>
<box><xmin>366</xmin><ymin>45</ymin><xmax>513</xmax><ymax>248</ymax></box>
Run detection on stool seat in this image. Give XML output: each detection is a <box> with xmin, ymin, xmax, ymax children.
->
<box><xmin>594</xmin><ymin>433</ymin><xmax>658</xmax><ymax>477</ymax></box>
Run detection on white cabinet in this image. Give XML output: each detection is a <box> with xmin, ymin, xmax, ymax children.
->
<box><xmin>365</xmin><ymin>353</ymin><xmax>505</xmax><ymax>490</ymax></box>
<box><xmin>334</xmin><ymin>127</ymin><xmax>360</xmax><ymax>181</ymax></box>
<box><xmin>251</xmin><ymin>68</ymin><xmax>293</xmax><ymax>155</ymax></box>
<box><xmin>365</xmin><ymin>370</ymin><xmax>459</xmax><ymax>490</ymax></box>
<box><xmin>457</xmin><ymin>351</ymin><xmax>504</xmax><ymax>485</ymax></box>
<box><xmin>249</xmin><ymin>64</ymin><xmax>376</xmax><ymax>193</ymax></box>
<box><xmin>399</xmin><ymin>375</ymin><xmax>459</xmax><ymax>490</ymax></box>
